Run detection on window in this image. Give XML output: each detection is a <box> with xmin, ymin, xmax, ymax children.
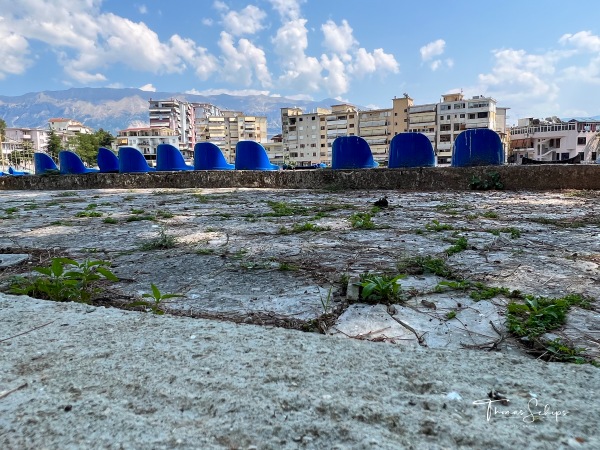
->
<box><xmin>349</xmin><ymin>124</ymin><xmax>355</xmax><ymax>128</ymax></box>
<box><xmin>477</xmin><ymin>112</ymin><xmax>488</xmax><ymax>119</ymax></box>
<box><xmin>321</xmin><ymin>144</ymin><xmax>325</xmax><ymax>148</ymax></box>
<box><xmin>313</xmin><ymin>152</ymin><xmax>316</xmax><ymax>156</ymax></box>
<box><xmin>440</xmin><ymin>124</ymin><xmax>451</xmax><ymax>131</ymax></box>
<box><xmin>320</xmin><ymin>126</ymin><xmax>325</xmax><ymax>130</ymax></box>
<box><xmin>578</xmin><ymin>137</ymin><xmax>586</xmax><ymax>145</ymax></box>
<box><xmin>310</xmin><ymin>143</ymin><xmax>316</xmax><ymax>147</ymax></box>
<box><xmin>460</xmin><ymin>114</ymin><xmax>465</xmax><ymax>118</ymax></box>
<box><xmin>469</xmin><ymin>114</ymin><xmax>475</xmax><ymax>120</ymax></box>
<box><xmin>441</xmin><ymin>105</ymin><xmax>451</xmax><ymax>110</ymax></box>
<box><xmin>439</xmin><ymin>134</ymin><xmax>451</xmax><ymax>142</ymax></box>
<box><xmin>394</xmin><ymin>112</ymin><xmax>398</xmax><ymax>116</ymax></box>
<box><xmin>312</xmin><ymin>116</ymin><xmax>316</xmax><ymax>120</ymax></box>
<box><xmin>290</xmin><ymin>152</ymin><xmax>298</xmax><ymax>157</ymax></box>
<box><xmin>453</xmin><ymin>123</ymin><xmax>461</xmax><ymax>131</ymax></box>
<box><xmin>320</xmin><ymin>134</ymin><xmax>325</xmax><ymax>139</ymax></box>
<box><xmin>349</xmin><ymin>115</ymin><xmax>354</xmax><ymax>119</ymax></box>
<box><xmin>300</xmin><ymin>144</ymin><xmax>305</xmax><ymax>148</ymax></box>
<box><xmin>299</xmin><ymin>118</ymin><xmax>303</xmax><ymax>121</ymax></box>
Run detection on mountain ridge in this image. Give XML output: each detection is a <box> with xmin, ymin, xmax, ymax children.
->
<box><xmin>0</xmin><ymin>87</ymin><xmax>344</xmax><ymax>136</ymax></box>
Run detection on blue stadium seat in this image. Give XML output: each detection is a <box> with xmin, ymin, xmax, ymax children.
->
<box><xmin>8</xmin><ymin>167</ymin><xmax>30</xmax><ymax>176</ymax></box>
<box><xmin>156</xmin><ymin>144</ymin><xmax>193</xmax><ymax>171</ymax></box>
<box><xmin>235</xmin><ymin>141</ymin><xmax>279</xmax><ymax>170</ymax></box>
<box><xmin>388</xmin><ymin>133</ymin><xmax>435</xmax><ymax>168</ymax></box>
<box><xmin>332</xmin><ymin>136</ymin><xmax>379</xmax><ymax>169</ymax></box>
<box><xmin>452</xmin><ymin>129</ymin><xmax>504</xmax><ymax>167</ymax></box>
<box><xmin>118</xmin><ymin>147</ymin><xmax>156</xmax><ymax>173</ymax></box>
<box><xmin>194</xmin><ymin>142</ymin><xmax>234</xmax><ymax>170</ymax></box>
<box><xmin>97</xmin><ymin>147</ymin><xmax>119</xmax><ymax>173</ymax></box>
<box><xmin>59</xmin><ymin>150</ymin><xmax>100</xmax><ymax>174</ymax></box>
<box><xmin>34</xmin><ymin>153</ymin><xmax>60</xmax><ymax>175</ymax></box>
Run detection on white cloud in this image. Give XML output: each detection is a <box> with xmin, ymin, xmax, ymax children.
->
<box><xmin>138</xmin><ymin>4</ymin><xmax>148</xmax><ymax>14</ymax></box>
<box><xmin>218</xmin><ymin>32</ymin><xmax>271</xmax><ymax>87</ymax></box>
<box><xmin>321</xmin><ymin>19</ymin><xmax>356</xmax><ymax>59</ymax></box>
<box><xmin>321</xmin><ymin>54</ymin><xmax>349</xmax><ymax>96</ymax></box>
<box><xmin>351</xmin><ymin>48</ymin><xmax>399</xmax><ymax>77</ymax></box>
<box><xmin>186</xmin><ymin>88</ymin><xmax>271</xmax><ymax>96</ymax></box>
<box><xmin>268</xmin><ymin>0</ymin><xmax>306</xmax><ymax>20</ymax></box>
<box><xmin>139</xmin><ymin>83</ymin><xmax>156</xmax><ymax>92</ymax></box>
<box><xmin>202</xmin><ymin>18</ymin><xmax>213</xmax><ymax>26</ymax></box>
<box><xmin>213</xmin><ymin>1</ymin><xmax>228</xmax><ymax>12</ymax></box>
<box><xmin>223</xmin><ymin>5</ymin><xmax>266</xmax><ymax>36</ymax></box>
<box><xmin>0</xmin><ymin>20</ymin><xmax>31</xmax><ymax>79</ymax></box>
<box><xmin>430</xmin><ymin>60</ymin><xmax>442</xmax><ymax>71</ymax></box>
<box><xmin>559</xmin><ymin>30</ymin><xmax>600</xmax><ymax>52</ymax></box>
<box><xmin>271</xmin><ymin>18</ymin><xmax>323</xmax><ymax>92</ymax></box>
<box><xmin>420</xmin><ymin>39</ymin><xmax>445</xmax><ymax>61</ymax></box>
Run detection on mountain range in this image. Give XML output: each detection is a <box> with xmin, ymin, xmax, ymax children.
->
<box><xmin>0</xmin><ymin>87</ymin><xmax>344</xmax><ymax>136</ymax></box>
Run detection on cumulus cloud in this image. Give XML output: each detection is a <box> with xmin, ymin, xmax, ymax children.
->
<box><xmin>222</xmin><ymin>5</ymin><xmax>266</xmax><ymax>36</ymax></box>
<box><xmin>559</xmin><ymin>30</ymin><xmax>600</xmax><ymax>52</ymax></box>
<box><xmin>0</xmin><ymin>20</ymin><xmax>31</xmax><ymax>79</ymax></box>
<box><xmin>138</xmin><ymin>4</ymin><xmax>148</xmax><ymax>14</ymax></box>
<box><xmin>218</xmin><ymin>32</ymin><xmax>271</xmax><ymax>87</ymax></box>
<box><xmin>139</xmin><ymin>83</ymin><xmax>156</xmax><ymax>92</ymax></box>
<box><xmin>420</xmin><ymin>39</ymin><xmax>445</xmax><ymax>61</ymax></box>
<box><xmin>321</xmin><ymin>19</ymin><xmax>356</xmax><ymax>60</ymax></box>
<box><xmin>268</xmin><ymin>0</ymin><xmax>306</xmax><ymax>20</ymax></box>
<box><xmin>321</xmin><ymin>54</ymin><xmax>349</xmax><ymax>96</ymax></box>
<box><xmin>351</xmin><ymin>48</ymin><xmax>399</xmax><ymax>78</ymax></box>
<box><xmin>202</xmin><ymin>18</ymin><xmax>213</xmax><ymax>26</ymax></box>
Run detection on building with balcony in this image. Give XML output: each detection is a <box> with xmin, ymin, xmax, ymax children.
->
<box><xmin>196</xmin><ymin>110</ymin><xmax>268</xmax><ymax>163</ymax></box>
<box><xmin>1</xmin><ymin>127</ymin><xmax>50</xmax><ymax>171</ymax></box>
<box><xmin>48</xmin><ymin>118</ymin><xmax>94</xmax><ymax>135</ymax></box>
<box><xmin>510</xmin><ymin>117</ymin><xmax>600</xmax><ymax>163</ymax></box>
<box><xmin>116</xmin><ymin>127</ymin><xmax>179</xmax><ymax>165</ymax></box>
<box><xmin>280</xmin><ymin>107</ymin><xmax>331</xmax><ymax>167</ymax></box>
<box><xmin>359</xmin><ymin>108</ymin><xmax>392</xmax><ymax>162</ymax></box>
<box><xmin>148</xmin><ymin>99</ymin><xmax>195</xmax><ymax>156</ymax></box>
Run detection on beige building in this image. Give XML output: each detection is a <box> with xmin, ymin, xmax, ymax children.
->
<box><xmin>196</xmin><ymin>111</ymin><xmax>268</xmax><ymax>163</ymax></box>
<box><xmin>358</xmin><ymin>108</ymin><xmax>391</xmax><ymax>161</ymax></box>
<box><xmin>281</xmin><ymin>107</ymin><xmax>330</xmax><ymax>167</ymax></box>
<box><xmin>116</xmin><ymin>127</ymin><xmax>179</xmax><ymax>165</ymax></box>
<box><xmin>48</xmin><ymin>118</ymin><xmax>94</xmax><ymax>135</ymax></box>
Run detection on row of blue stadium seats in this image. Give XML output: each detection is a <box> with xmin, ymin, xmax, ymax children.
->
<box><xmin>5</xmin><ymin>129</ymin><xmax>504</xmax><ymax>176</ymax></box>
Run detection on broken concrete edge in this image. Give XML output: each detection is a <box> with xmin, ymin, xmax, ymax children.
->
<box><xmin>1</xmin><ymin>165</ymin><xmax>600</xmax><ymax>191</ymax></box>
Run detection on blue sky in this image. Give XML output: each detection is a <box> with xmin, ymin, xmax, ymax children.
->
<box><xmin>2</xmin><ymin>0</ymin><xmax>600</xmax><ymax>123</ymax></box>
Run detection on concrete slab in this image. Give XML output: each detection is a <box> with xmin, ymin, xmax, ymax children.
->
<box><xmin>0</xmin><ymin>254</ymin><xmax>29</xmax><ymax>268</ymax></box>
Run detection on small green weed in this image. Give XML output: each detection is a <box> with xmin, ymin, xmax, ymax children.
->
<box><xmin>192</xmin><ymin>193</ymin><xmax>210</xmax><ymax>203</ymax></box>
<box><xmin>445</xmin><ymin>310</ymin><xmax>457</xmax><ymax>320</ymax></box>
<box><xmin>425</xmin><ymin>220</ymin><xmax>453</xmax><ymax>232</ymax></box>
<box><xmin>446</xmin><ymin>236</ymin><xmax>468</xmax><ymax>256</ymax></box>
<box><xmin>278</xmin><ymin>262</ymin><xmax>299</xmax><ymax>271</ymax></box>
<box><xmin>470</xmin><ymin>171</ymin><xmax>504</xmax><ymax>190</ymax></box>
<box><xmin>397</xmin><ymin>255</ymin><xmax>453</xmax><ymax>278</ymax></box>
<box><xmin>279</xmin><ymin>222</ymin><xmax>330</xmax><ymax>234</ymax></box>
<box><xmin>55</xmin><ymin>191</ymin><xmax>78</xmax><ymax>197</ymax></box>
<box><xmin>103</xmin><ymin>217</ymin><xmax>118</xmax><ymax>224</ymax></box>
<box><xmin>487</xmin><ymin>227</ymin><xmax>521</xmax><ymax>239</ymax></box>
<box><xmin>131</xmin><ymin>209</ymin><xmax>145</xmax><ymax>214</ymax></box>
<box><xmin>24</xmin><ymin>203</ymin><xmax>38</xmax><ymax>211</ymax></box>
<box><xmin>4</xmin><ymin>207</ymin><xmax>18</xmax><ymax>214</ymax></box>
<box><xmin>349</xmin><ymin>212</ymin><xmax>376</xmax><ymax>230</ymax></box>
<box><xmin>357</xmin><ymin>273</ymin><xmax>405</xmax><ymax>304</ymax></box>
<box><xmin>482</xmin><ymin>211</ymin><xmax>499</xmax><ymax>219</ymax></box>
<box><xmin>265</xmin><ymin>200</ymin><xmax>307</xmax><ymax>216</ymax></box>
<box><xmin>126</xmin><ymin>215</ymin><xmax>155</xmax><ymax>222</ymax></box>
<box><xmin>319</xmin><ymin>286</ymin><xmax>334</xmax><ymax>314</ymax></box>
<box><xmin>75</xmin><ymin>211</ymin><xmax>103</xmax><ymax>218</ymax></box>
<box><xmin>127</xmin><ymin>283</ymin><xmax>184</xmax><ymax>315</ymax></box>
<box><xmin>85</xmin><ymin>203</ymin><xmax>98</xmax><ymax>210</ymax></box>
<box><xmin>156</xmin><ymin>210</ymin><xmax>174</xmax><ymax>219</ymax></box>
<box><xmin>140</xmin><ymin>227</ymin><xmax>177</xmax><ymax>250</ymax></box>
<box><xmin>196</xmin><ymin>248</ymin><xmax>215</xmax><ymax>255</ymax></box>
<box><xmin>9</xmin><ymin>257</ymin><xmax>118</xmax><ymax>304</ymax></box>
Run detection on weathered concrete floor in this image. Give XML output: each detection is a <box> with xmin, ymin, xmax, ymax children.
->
<box><xmin>1</xmin><ymin>294</ymin><xmax>599</xmax><ymax>449</ymax></box>
<box><xmin>0</xmin><ymin>188</ymin><xmax>599</xmax><ymax>361</ymax></box>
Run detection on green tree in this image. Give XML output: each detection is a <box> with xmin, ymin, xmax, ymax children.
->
<box><xmin>0</xmin><ymin>118</ymin><xmax>6</xmax><ymax>142</ymax></box>
<box><xmin>69</xmin><ymin>133</ymin><xmax>100</xmax><ymax>165</ymax></box>
<box><xmin>46</xmin><ymin>130</ymin><xmax>63</xmax><ymax>159</ymax></box>
<box><xmin>95</xmin><ymin>128</ymin><xmax>114</xmax><ymax>148</ymax></box>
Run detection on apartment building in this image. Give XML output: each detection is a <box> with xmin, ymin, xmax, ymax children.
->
<box><xmin>196</xmin><ymin>111</ymin><xmax>268</xmax><ymax>162</ymax></box>
<box><xmin>359</xmin><ymin>108</ymin><xmax>392</xmax><ymax>161</ymax></box>
<box><xmin>281</xmin><ymin>107</ymin><xmax>330</xmax><ymax>167</ymax></box>
<box><xmin>116</xmin><ymin>127</ymin><xmax>179</xmax><ymax>165</ymax></box>
<box><xmin>407</xmin><ymin>102</ymin><xmax>437</xmax><ymax>150</ymax></box>
<box><xmin>263</xmin><ymin>134</ymin><xmax>284</xmax><ymax>166</ymax></box>
<box><xmin>434</xmin><ymin>93</ymin><xmax>505</xmax><ymax>164</ymax></box>
<box><xmin>148</xmin><ymin>99</ymin><xmax>195</xmax><ymax>156</ymax></box>
<box><xmin>510</xmin><ymin>117</ymin><xmax>600</xmax><ymax>163</ymax></box>
<box><xmin>48</xmin><ymin>118</ymin><xmax>94</xmax><ymax>135</ymax></box>
<box><xmin>391</xmin><ymin>96</ymin><xmax>413</xmax><ymax>136</ymax></box>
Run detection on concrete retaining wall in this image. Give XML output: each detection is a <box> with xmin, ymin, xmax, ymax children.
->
<box><xmin>1</xmin><ymin>165</ymin><xmax>599</xmax><ymax>191</ymax></box>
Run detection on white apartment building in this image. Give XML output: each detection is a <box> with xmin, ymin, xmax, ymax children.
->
<box><xmin>510</xmin><ymin>117</ymin><xmax>600</xmax><ymax>163</ymax></box>
<box><xmin>148</xmin><ymin>99</ymin><xmax>195</xmax><ymax>156</ymax></box>
<box><xmin>407</xmin><ymin>103</ymin><xmax>437</xmax><ymax>150</ymax></box>
<box><xmin>263</xmin><ymin>134</ymin><xmax>284</xmax><ymax>166</ymax></box>
<box><xmin>435</xmin><ymin>93</ymin><xmax>506</xmax><ymax>164</ymax></box>
<box><xmin>1</xmin><ymin>127</ymin><xmax>49</xmax><ymax>171</ymax></box>
<box><xmin>48</xmin><ymin>118</ymin><xmax>94</xmax><ymax>135</ymax></box>
<box><xmin>116</xmin><ymin>127</ymin><xmax>179</xmax><ymax>165</ymax></box>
